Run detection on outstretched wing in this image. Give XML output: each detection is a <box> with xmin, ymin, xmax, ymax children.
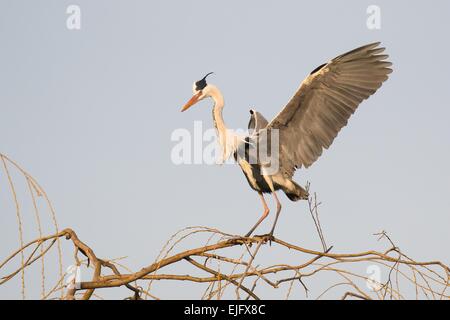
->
<box><xmin>268</xmin><ymin>42</ymin><xmax>392</xmax><ymax>177</ymax></box>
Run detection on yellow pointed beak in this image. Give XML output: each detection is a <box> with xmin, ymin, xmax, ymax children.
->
<box><xmin>181</xmin><ymin>91</ymin><xmax>202</xmax><ymax>112</ymax></box>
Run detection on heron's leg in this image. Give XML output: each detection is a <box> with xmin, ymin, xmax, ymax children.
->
<box><xmin>259</xmin><ymin>174</ymin><xmax>281</xmax><ymax>241</ymax></box>
<box><xmin>244</xmin><ymin>192</ymin><xmax>269</xmax><ymax>238</ymax></box>
<box><xmin>269</xmin><ymin>191</ymin><xmax>282</xmax><ymax>238</ymax></box>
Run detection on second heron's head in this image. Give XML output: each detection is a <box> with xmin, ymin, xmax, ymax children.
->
<box><xmin>181</xmin><ymin>72</ymin><xmax>215</xmax><ymax>112</ymax></box>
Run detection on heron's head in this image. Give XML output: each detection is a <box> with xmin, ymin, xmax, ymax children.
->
<box><xmin>181</xmin><ymin>72</ymin><xmax>214</xmax><ymax>112</ymax></box>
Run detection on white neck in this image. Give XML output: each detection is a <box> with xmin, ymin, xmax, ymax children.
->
<box><xmin>207</xmin><ymin>85</ymin><xmax>236</xmax><ymax>163</ymax></box>
<box><xmin>209</xmin><ymin>85</ymin><xmax>226</xmax><ymax>134</ymax></box>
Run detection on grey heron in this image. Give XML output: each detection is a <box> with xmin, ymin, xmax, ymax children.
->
<box><xmin>181</xmin><ymin>42</ymin><xmax>392</xmax><ymax>238</ymax></box>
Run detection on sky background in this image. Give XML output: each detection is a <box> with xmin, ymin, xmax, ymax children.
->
<box><xmin>1</xmin><ymin>0</ymin><xmax>449</xmax><ymax>299</ymax></box>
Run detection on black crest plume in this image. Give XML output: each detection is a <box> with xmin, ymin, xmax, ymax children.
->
<box><xmin>195</xmin><ymin>72</ymin><xmax>214</xmax><ymax>91</ymax></box>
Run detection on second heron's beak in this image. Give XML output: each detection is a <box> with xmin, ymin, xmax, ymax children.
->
<box><xmin>181</xmin><ymin>91</ymin><xmax>202</xmax><ymax>112</ymax></box>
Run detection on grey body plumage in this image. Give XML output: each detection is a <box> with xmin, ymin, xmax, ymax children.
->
<box><xmin>234</xmin><ymin>111</ymin><xmax>309</xmax><ymax>201</ymax></box>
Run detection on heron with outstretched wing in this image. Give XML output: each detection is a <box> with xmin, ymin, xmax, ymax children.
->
<box><xmin>181</xmin><ymin>42</ymin><xmax>392</xmax><ymax>238</ymax></box>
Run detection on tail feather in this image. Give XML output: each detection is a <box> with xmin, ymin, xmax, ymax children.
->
<box><xmin>284</xmin><ymin>180</ymin><xmax>309</xmax><ymax>201</ymax></box>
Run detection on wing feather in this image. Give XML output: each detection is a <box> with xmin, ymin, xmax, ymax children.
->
<box><xmin>248</xmin><ymin>109</ymin><xmax>269</xmax><ymax>135</ymax></box>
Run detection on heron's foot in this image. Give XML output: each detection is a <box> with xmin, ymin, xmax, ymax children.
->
<box><xmin>240</xmin><ymin>232</ymin><xmax>259</xmax><ymax>247</ymax></box>
<box><xmin>226</xmin><ymin>235</ymin><xmax>248</xmax><ymax>244</ymax></box>
<box><xmin>268</xmin><ymin>233</ymin><xmax>275</xmax><ymax>246</ymax></box>
<box><xmin>266</xmin><ymin>228</ymin><xmax>276</xmax><ymax>245</ymax></box>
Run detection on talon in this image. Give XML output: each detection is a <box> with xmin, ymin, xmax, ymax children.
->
<box><xmin>267</xmin><ymin>233</ymin><xmax>275</xmax><ymax>246</ymax></box>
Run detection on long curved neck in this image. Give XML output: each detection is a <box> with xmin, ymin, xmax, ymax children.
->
<box><xmin>210</xmin><ymin>86</ymin><xmax>226</xmax><ymax>136</ymax></box>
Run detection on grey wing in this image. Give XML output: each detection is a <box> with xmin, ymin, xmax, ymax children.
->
<box><xmin>248</xmin><ymin>109</ymin><xmax>269</xmax><ymax>135</ymax></box>
<box><xmin>268</xmin><ymin>42</ymin><xmax>392</xmax><ymax>177</ymax></box>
